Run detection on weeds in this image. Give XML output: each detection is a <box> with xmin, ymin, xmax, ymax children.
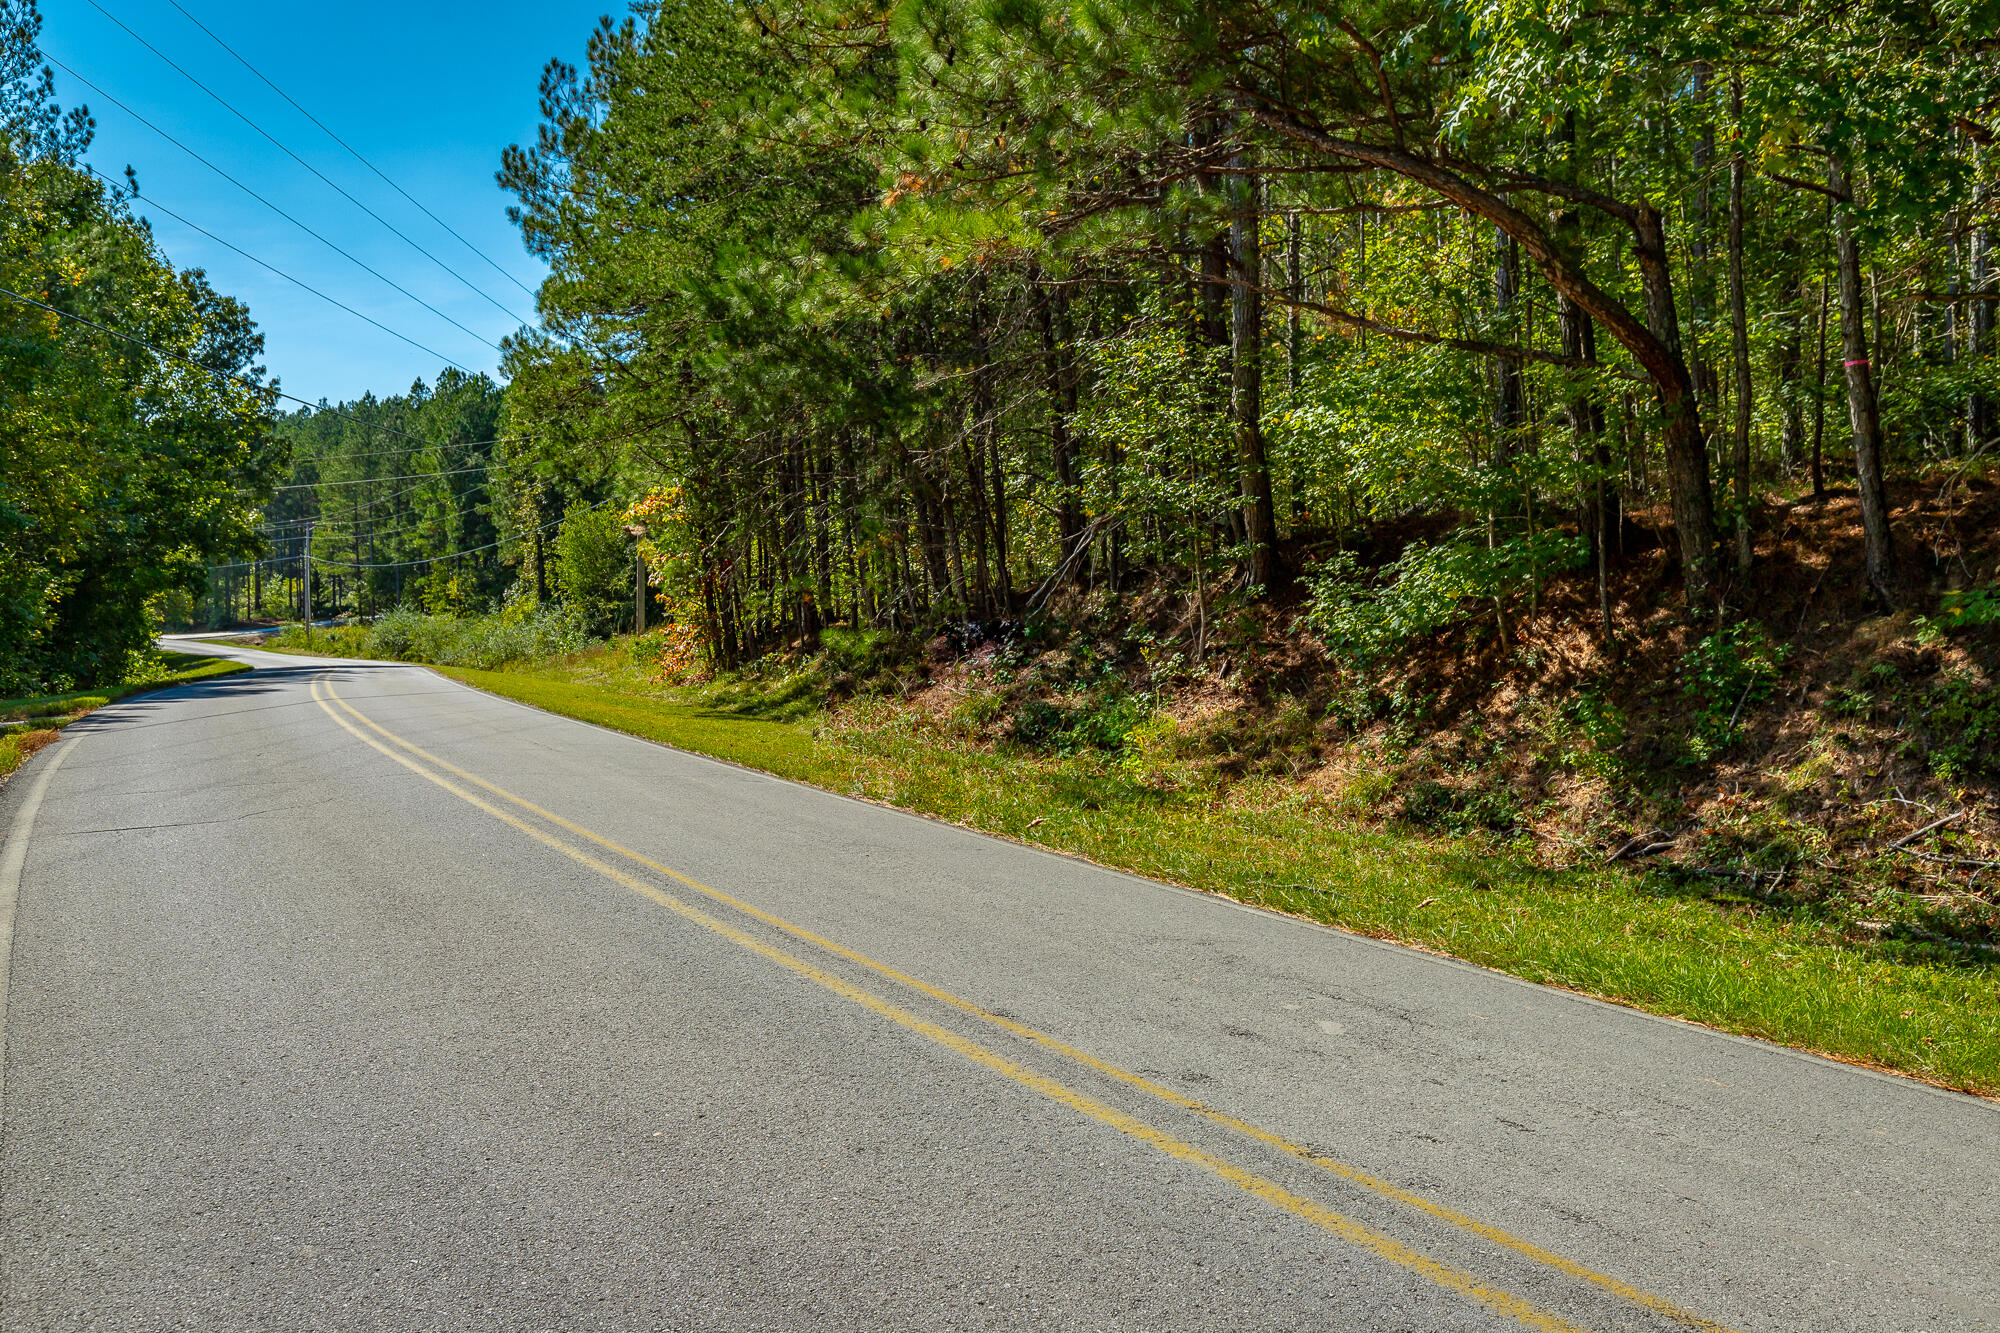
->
<box><xmin>1678</xmin><ymin>621</ymin><xmax>1786</xmax><ymax>762</ymax></box>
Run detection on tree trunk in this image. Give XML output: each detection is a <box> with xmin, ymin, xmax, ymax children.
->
<box><xmin>1811</xmin><ymin>259</ymin><xmax>1830</xmax><ymax>499</ymax></box>
<box><xmin>1689</xmin><ymin>63</ymin><xmax>1719</xmax><ymax>439</ymax></box>
<box><xmin>1973</xmin><ymin>156</ymin><xmax>1993</xmax><ymax>444</ymax></box>
<box><xmin>1727</xmin><ymin>76</ymin><xmax>1753</xmax><ymax>577</ymax></box>
<box><xmin>1285</xmin><ymin>207</ymin><xmax>1302</xmax><ymax>394</ymax></box>
<box><xmin>1633</xmin><ymin>204</ymin><xmax>1721</xmax><ymax>600</ymax></box>
<box><xmin>1559</xmin><ymin>283</ymin><xmax>1613</xmax><ymax>644</ymax></box>
<box><xmin>1038</xmin><ymin>281</ymin><xmax>1083</xmax><ymax>581</ymax></box>
<box><xmin>1251</xmin><ymin>108</ymin><xmax>1720</xmax><ymax>602</ymax></box>
<box><xmin>1777</xmin><ymin>289</ymin><xmax>1805</xmax><ymax>477</ymax></box>
<box><xmin>1230</xmin><ymin>133</ymin><xmax>1278</xmax><ymax>589</ymax></box>
<box><xmin>1830</xmin><ymin>157</ymin><xmax>1897</xmax><ymax>607</ymax></box>
<box><xmin>1492</xmin><ymin>226</ymin><xmax>1525</xmax><ymax>452</ymax></box>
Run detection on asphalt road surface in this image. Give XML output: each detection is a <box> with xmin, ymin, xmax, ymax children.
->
<box><xmin>0</xmin><ymin>639</ymin><xmax>1991</xmax><ymax>1332</ymax></box>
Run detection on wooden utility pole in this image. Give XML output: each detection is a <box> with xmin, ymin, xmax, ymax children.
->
<box><xmin>626</xmin><ymin>523</ymin><xmax>649</xmax><ymax>633</ymax></box>
<box><xmin>302</xmin><ymin>521</ymin><xmax>315</xmax><ymax>629</ymax></box>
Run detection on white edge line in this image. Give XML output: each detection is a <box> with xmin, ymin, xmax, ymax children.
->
<box><xmin>0</xmin><ymin>736</ymin><xmax>78</xmax><ymax>1144</ymax></box>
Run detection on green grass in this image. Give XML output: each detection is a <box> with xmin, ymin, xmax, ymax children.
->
<box><xmin>425</xmin><ymin>649</ymin><xmax>2000</xmax><ymax>1099</ymax></box>
<box><xmin>0</xmin><ymin>651</ymin><xmax>250</xmax><ymax>781</ymax></box>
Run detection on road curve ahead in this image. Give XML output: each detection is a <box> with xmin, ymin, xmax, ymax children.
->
<box><xmin>0</xmin><ymin>641</ymin><xmax>1991</xmax><ymax>1332</ymax></box>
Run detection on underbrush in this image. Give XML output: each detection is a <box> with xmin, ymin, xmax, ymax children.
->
<box><xmin>268</xmin><ymin>605</ymin><xmax>593</xmax><ymax>671</ymax></box>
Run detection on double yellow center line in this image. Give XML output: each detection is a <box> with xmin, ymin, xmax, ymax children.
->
<box><xmin>310</xmin><ymin>675</ymin><xmax>1737</xmax><ymax>1333</ymax></box>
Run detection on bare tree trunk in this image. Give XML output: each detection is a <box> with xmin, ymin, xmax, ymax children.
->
<box><xmin>1829</xmin><ymin>157</ymin><xmax>1897</xmax><ymax>607</ymax></box>
<box><xmin>1492</xmin><ymin>226</ymin><xmax>1525</xmax><ymax>451</ymax></box>
<box><xmin>1632</xmin><ymin>204</ymin><xmax>1721</xmax><ymax>600</ymax></box>
<box><xmin>1230</xmin><ymin>130</ymin><xmax>1278</xmax><ymax>589</ymax></box>
<box><xmin>1689</xmin><ymin>63</ymin><xmax>1720</xmax><ymax>441</ymax></box>
<box><xmin>1285</xmin><ymin>207</ymin><xmax>1302</xmax><ymax>394</ymax></box>
<box><xmin>1973</xmin><ymin>155</ymin><xmax>1993</xmax><ymax>444</ymax></box>
<box><xmin>1559</xmin><ymin>282</ymin><xmax>1613</xmax><ymax>644</ymax></box>
<box><xmin>1778</xmin><ymin>287</ymin><xmax>1805</xmax><ymax>477</ymax></box>
<box><xmin>1811</xmin><ymin>257</ymin><xmax>1830</xmax><ymax>500</ymax></box>
<box><xmin>1727</xmin><ymin>76</ymin><xmax>1754</xmax><ymax>577</ymax></box>
<box><xmin>1038</xmin><ymin>279</ymin><xmax>1083</xmax><ymax>581</ymax></box>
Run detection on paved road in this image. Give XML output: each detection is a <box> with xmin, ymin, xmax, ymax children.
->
<box><xmin>0</xmin><ymin>641</ymin><xmax>1991</xmax><ymax>1332</ymax></box>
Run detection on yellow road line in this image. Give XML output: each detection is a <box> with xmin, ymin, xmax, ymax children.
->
<box><xmin>317</xmin><ymin>677</ymin><xmax>1729</xmax><ymax>1333</ymax></box>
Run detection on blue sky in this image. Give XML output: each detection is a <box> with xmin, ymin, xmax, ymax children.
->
<box><xmin>41</xmin><ymin>0</ymin><xmax>617</xmax><ymax>403</ymax></box>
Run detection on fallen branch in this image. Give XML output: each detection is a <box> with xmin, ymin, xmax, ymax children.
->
<box><xmin>1895</xmin><ymin>846</ymin><xmax>2000</xmax><ymax>871</ymax></box>
<box><xmin>1888</xmin><ymin>808</ymin><xmax>1969</xmax><ymax>850</ymax></box>
<box><xmin>1726</xmin><ymin>677</ymin><xmax>1757</xmax><ymax>732</ymax></box>
<box><xmin>1607</xmin><ymin>835</ymin><xmax>1674</xmax><ymax>862</ymax></box>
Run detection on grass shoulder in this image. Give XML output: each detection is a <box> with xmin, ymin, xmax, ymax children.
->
<box><xmin>416</xmin><ymin>644</ymin><xmax>1998</xmax><ymax>1100</ymax></box>
<box><xmin>0</xmin><ymin>651</ymin><xmax>249</xmax><ymax>783</ymax></box>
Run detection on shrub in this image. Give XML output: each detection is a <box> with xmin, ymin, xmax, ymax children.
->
<box><xmin>1302</xmin><ymin>532</ymin><xmax>1587</xmax><ymax>667</ymax></box>
<box><xmin>554</xmin><ymin>504</ymin><xmax>632</xmax><ymax>638</ymax></box>
<box><xmin>1010</xmin><ymin>691</ymin><xmax>1152</xmax><ymax>755</ymax></box>
<box><xmin>1400</xmin><ymin>779</ymin><xmax>1522</xmax><ymax>835</ymax></box>
<box><xmin>1677</xmin><ymin>621</ymin><xmax>1786</xmax><ymax>762</ymax></box>
<box><xmin>361</xmin><ymin>606</ymin><xmax>591</xmax><ymax>670</ymax></box>
<box><xmin>1915</xmin><ymin>667</ymin><xmax>2000</xmax><ymax>783</ymax></box>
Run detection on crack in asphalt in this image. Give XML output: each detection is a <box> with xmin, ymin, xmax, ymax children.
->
<box><xmin>55</xmin><ymin>804</ymin><xmax>306</xmax><ymax>837</ymax></box>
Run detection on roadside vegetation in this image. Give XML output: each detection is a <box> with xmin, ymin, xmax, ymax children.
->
<box><xmin>10</xmin><ymin>0</ymin><xmax>1995</xmax><ymax>1092</ymax></box>
<box><xmin>0</xmin><ymin>651</ymin><xmax>248</xmax><ymax>784</ymax></box>
<box><xmin>1</xmin><ymin>1</ymin><xmax>281</xmax><ymax>696</ymax></box>
<box><xmin>265</xmin><ymin>579</ymin><xmax>2000</xmax><ymax>1097</ymax></box>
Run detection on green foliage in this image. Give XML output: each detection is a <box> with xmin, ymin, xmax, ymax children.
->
<box><xmin>0</xmin><ymin>26</ymin><xmax>279</xmax><ymax>689</ymax></box>
<box><xmin>1302</xmin><ymin>533</ymin><xmax>1587</xmax><ymax>667</ymax></box>
<box><xmin>1678</xmin><ymin>622</ymin><xmax>1787</xmax><ymax>761</ymax></box>
<box><xmin>553</xmin><ymin>504</ymin><xmax>631</xmax><ymax>638</ymax></box>
<box><xmin>273</xmin><ymin>607</ymin><xmax>593</xmax><ymax>670</ymax></box>
<box><xmin>1400</xmin><ymin>779</ymin><xmax>1523</xmax><ymax>836</ymax></box>
<box><xmin>1011</xmin><ymin>691</ymin><xmax>1152</xmax><ymax>755</ymax></box>
<box><xmin>1937</xmin><ymin>588</ymin><xmax>2000</xmax><ymax>630</ymax></box>
<box><xmin>1913</xmin><ymin>669</ymin><xmax>2000</xmax><ymax>784</ymax></box>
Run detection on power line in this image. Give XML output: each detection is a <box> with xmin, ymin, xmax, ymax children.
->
<box><xmin>270</xmin><ymin>464</ymin><xmax>485</xmax><ymax>491</ymax></box>
<box><xmin>86</xmin><ymin>165</ymin><xmax>474</xmax><ymax>374</ymax></box>
<box><xmin>0</xmin><ymin>284</ymin><xmax>520</xmax><ymax>453</ymax></box>
<box><xmin>262</xmin><ymin>475</ymin><xmax>499</xmax><ymax>530</ymax></box>
<box><xmin>83</xmin><ymin>0</ymin><xmax>531</xmax><ymax>327</ymax></box>
<box><xmin>44</xmin><ymin>53</ymin><xmax>505</xmax><ymax>354</ymax></box>
<box><xmin>281</xmin><ymin>430</ymin><xmax>501</xmax><ymax>465</ymax></box>
<box><xmin>307</xmin><ymin>496</ymin><xmax>614</xmax><ymax>570</ymax></box>
<box><xmin>162</xmin><ymin>0</ymin><xmax>541</xmax><ymax>304</ymax></box>
<box><xmin>260</xmin><ymin>472</ymin><xmax>498</xmax><ymax>529</ymax></box>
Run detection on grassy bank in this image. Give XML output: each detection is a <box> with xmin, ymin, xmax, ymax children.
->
<box><xmin>0</xmin><ymin>651</ymin><xmax>249</xmax><ymax>783</ymax></box>
<box><xmin>396</xmin><ymin>646</ymin><xmax>2000</xmax><ymax>1099</ymax></box>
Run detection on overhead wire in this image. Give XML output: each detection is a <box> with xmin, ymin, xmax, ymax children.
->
<box><xmin>207</xmin><ymin>493</ymin><xmax>571</xmax><ymax>575</ymax></box>
<box><xmin>86</xmin><ymin>165</ymin><xmax>475</xmax><ymax>374</ymax></box>
<box><xmin>307</xmin><ymin>496</ymin><xmax>615</xmax><ymax>570</ymax></box>
<box><xmin>262</xmin><ymin>476</ymin><xmax>490</xmax><ymax>519</ymax></box>
<box><xmin>81</xmin><ymin>0</ymin><xmax>531</xmax><ymax>327</ymax></box>
<box><xmin>270</xmin><ymin>464</ymin><xmax>485</xmax><ymax>491</ymax></box>
<box><xmin>0</xmin><ymin>285</ymin><xmax>523</xmax><ymax>453</ymax></box>
<box><xmin>162</xmin><ymin>0</ymin><xmax>540</xmax><ymax>302</ymax></box>
<box><xmin>43</xmin><ymin>53</ymin><xmax>506</xmax><ymax>354</ymax></box>
<box><xmin>260</xmin><ymin>473</ymin><xmax>499</xmax><ymax>531</ymax></box>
